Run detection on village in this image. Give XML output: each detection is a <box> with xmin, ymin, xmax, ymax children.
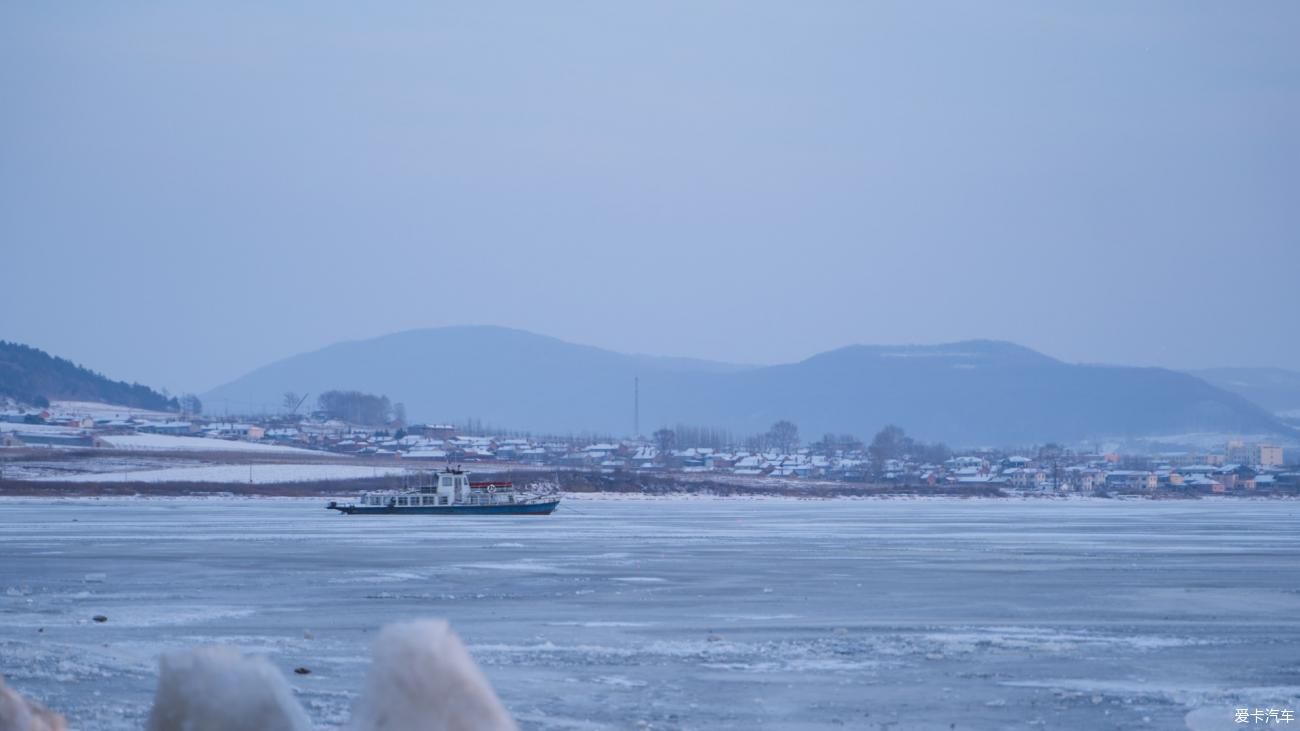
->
<box><xmin>2</xmin><ymin>399</ymin><xmax>1297</xmax><ymax>495</ymax></box>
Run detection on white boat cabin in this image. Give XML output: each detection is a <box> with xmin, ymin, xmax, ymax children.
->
<box><xmin>358</xmin><ymin>471</ymin><xmax>518</xmax><ymax>508</ymax></box>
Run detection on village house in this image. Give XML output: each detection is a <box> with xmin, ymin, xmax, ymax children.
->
<box><xmin>1005</xmin><ymin>467</ymin><xmax>1047</xmax><ymax>490</ymax></box>
<box><xmin>1216</xmin><ymin>465</ymin><xmax>1257</xmax><ymax>490</ymax></box>
<box><xmin>1181</xmin><ymin>474</ymin><xmax>1224</xmax><ymax>492</ymax></box>
<box><xmin>1063</xmin><ymin>467</ymin><xmax>1103</xmax><ymax>493</ymax></box>
<box><xmin>138</xmin><ymin>420</ymin><xmax>197</xmax><ymax>436</ymax></box>
<box><xmin>1255</xmin><ymin>444</ymin><xmax>1284</xmax><ymax>467</ymax></box>
<box><xmin>204</xmin><ymin>422</ymin><xmax>265</xmax><ymax>440</ymax></box>
<box><xmin>1105</xmin><ymin>470</ymin><xmax>1157</xmax><ymax>491</ymax></box>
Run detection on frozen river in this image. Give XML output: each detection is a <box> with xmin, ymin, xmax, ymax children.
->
<box><xmin>2</xmin><ymin>496</ymin><xmax>1298</xmax><ymax>730</ymax></box>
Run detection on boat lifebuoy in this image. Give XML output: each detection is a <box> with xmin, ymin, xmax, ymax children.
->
<box><xmin>486</xmin><ymin>485</ymin><xmax>496</xmax><ymax>494</ymax></box>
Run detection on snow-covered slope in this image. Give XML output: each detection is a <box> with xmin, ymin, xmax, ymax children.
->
<box><xmin>98</xmin><ymin>434</ymin><xmax>318</xmax><ymax>454</ymax></box>
<box><xmin>33</xmin><ymin>463</ymin><xmax>405</xmax><ymax>484</ymax></box>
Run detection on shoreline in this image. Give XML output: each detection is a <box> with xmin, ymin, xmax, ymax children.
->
<box><xmin>5</xmin><ymin>452</ymin><xmax>1295</xmax><ymax>500</ymax></box>
<box><xmin>0</xmin><ymin>487</ymin><xmax>1293</xmax><ymax>502</ymax></box>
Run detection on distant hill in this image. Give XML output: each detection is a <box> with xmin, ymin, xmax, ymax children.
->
<box><xmin>0</xmin><ymin>340</ymin><xmax>178</xmax><ymax>412</ymax></box>
<box><xmin>203</xmin><ymin>326</ymin><xmax>1290</xmax><ymax>446</ymax></box>
<box><xmin>1191</xmin><ymin>368</ymin><xmax>1300</xmax><ymax>417</ymax></box>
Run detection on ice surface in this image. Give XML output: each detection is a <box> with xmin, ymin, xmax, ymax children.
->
<box><xmin>146</xmin><ymin>646</ymin><xmax>312</xmax><ymax>731</ymax></box>
<box><xmin>1</xmin><ymin>497</ymin><xmax>1298</xmax><ymax>729</ymax></box>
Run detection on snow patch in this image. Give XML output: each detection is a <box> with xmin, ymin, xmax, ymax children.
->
<box><xmin>98</xmin><ymin>434</ymin><xmax>319</xmax><ymax>454</ymax></box>
<box><xmin>36</xmin><ymin>464</ymin><xmax>405</xmax><ymax>484</ymax></box>
<box><xmin>346</xmin><ymin>619</ymin><xmax>516</xmax><ymax>731</ymax></box>
<box><xmin>146</xmin><ymin>646</ymin><xmax>311</xmax><ymax>731</ymax></box>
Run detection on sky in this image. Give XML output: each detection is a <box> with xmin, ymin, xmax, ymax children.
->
<box><xmin>2</xmin><ymin>2</ymin><xmax>1298</xmax><ymax>394</ymax></box>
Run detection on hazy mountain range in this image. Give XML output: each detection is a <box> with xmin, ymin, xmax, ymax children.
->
<box><xmin>202</xmin><ymin>326</ymin><xmax>1292</xmax><ymax>446</ymax></box>
<box><xmin>1191</xmin><ymin>368</ymin><xmax>1300</xmax><ymax>418</ymax></box>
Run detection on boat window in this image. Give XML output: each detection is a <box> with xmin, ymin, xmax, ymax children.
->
<box><xmin>439</xmin><ymin>496</ymin><xmax>449</xmax><ymax>505</ymax></box>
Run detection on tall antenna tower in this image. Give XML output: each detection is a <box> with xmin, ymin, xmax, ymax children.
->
<box><xmin>633</xmin><ymin>376</ymin><xmax>640</xmax><ymax>439</ymax></box>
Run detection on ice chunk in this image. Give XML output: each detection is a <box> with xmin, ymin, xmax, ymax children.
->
<box><xmin>347</xmin><ymin>619</ymin><xmax>517</xmax><ymax>731</ymax></box>
<box><xmin>0</xmin><ymin>676</ymin><xmax>67</xmax><ymax>731</ymax></box>
<box><xmin>145</xmin><ymin>646</ymin><xmax>311</xmax><ymax>731</ymax></box>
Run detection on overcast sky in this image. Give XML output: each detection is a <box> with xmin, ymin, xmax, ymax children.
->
<box><xmin>2</xmin><ymin>2</ymin><xmax>1298</xmax><ymax>394</ymax></box>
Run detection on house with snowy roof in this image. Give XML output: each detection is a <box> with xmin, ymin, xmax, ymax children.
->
<box><xmin>519</xmin><ymin>447</ymin><xmax>548</xmax><ymax>464</ymax></box>
<box><xmin>732</xmin><ymin>455</ymin><xmax>765</xmax><ymax>475</ymax></box>
<box><xmin>1104</xmin><ymin>470</ymin><xmax>1157</xmax><ymax>491</ymax></box>
<box><xmin>1004</xmin><ymin>467</ymin><xmax>1047</xmax><ymax>489</ymax></box>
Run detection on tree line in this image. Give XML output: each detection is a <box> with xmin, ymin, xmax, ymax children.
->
<box><xmin>652</xmin><ymin>420</ymin><xmax>951</xmax><ymax>466</ymax></box>
<box><xmin>0</xmin><ymin>340</ymin><xmax>191</xmax><ymax>413</ymax></box>
<box><xmin>314</xmin><ymin>390</ymin><xmax>405</xmax><ymax>427</ymax></box>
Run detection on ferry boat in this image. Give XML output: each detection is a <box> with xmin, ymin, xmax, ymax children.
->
<box><xmin>326</xmin><ymin>468</ymin><xmax>560</xmax><ymax>516</ymax></box>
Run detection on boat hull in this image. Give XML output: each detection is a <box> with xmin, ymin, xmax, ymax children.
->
<box><xmin>330</xmin><ymin>500</ymin><xmax>559</xmax><ymax>516</ymax></box>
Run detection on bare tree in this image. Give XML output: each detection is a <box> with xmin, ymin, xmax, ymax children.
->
<box><xmin>653</xmin><ymin>428</ymin><xmax>676</xmax><ymax>456</ymax></box>
<box><xmin>317</xmin><ymin>390</ymin><xmax>392</xmax><ymax>426</ymax></box>
<box><xmin>768</xmin><ymin>420</ymin><xmax>799</xmax><ymax>453</ymax></box>
<box><xmin>178</xmin><ymin>394</ymin><xmax>202</xmax><ymax>415</ymax></box>
<box><xmin>1039</xmin><ymin>442</ymin><xmax>1064</xmax><ymax>490</ymax></box>
<box><xmin>839</xmin><ymin>433</ymin><xmax>864</xmax><ymax>453</ymax></box>
<box><xmin>868</xmin><ymin>425</ymin><xmax>911</xmax><ymax>465</ymax></box>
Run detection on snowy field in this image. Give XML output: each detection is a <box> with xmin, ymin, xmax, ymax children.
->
<box><xmin>2</xmin><ymin>454</ymin><xmax>531</xmax><ymax>484</ymax></box>
<box><xmin>1</xmin><ymin>498</ymin><xmax>1298</xmax><ymax>730</ymax></box>
<box><xmin>96</xmin><ymin>433</ymin><xmax>320</xmax><ymax>453</ymax></box>
<box><xmin>47</xmin><ymin>400</ymin><xmax>177</xmax><ymax>421</ymax></box>
<box><xmin>27</xmin><ymin>463</ymin><xmax>409</xmax><ymax>484</ymax></box>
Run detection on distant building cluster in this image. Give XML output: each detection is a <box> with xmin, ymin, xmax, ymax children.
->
<box><xmin>3</xmin><ymin>400</ymin><xmax>1298</xmax><ymax>494</ymax></box>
